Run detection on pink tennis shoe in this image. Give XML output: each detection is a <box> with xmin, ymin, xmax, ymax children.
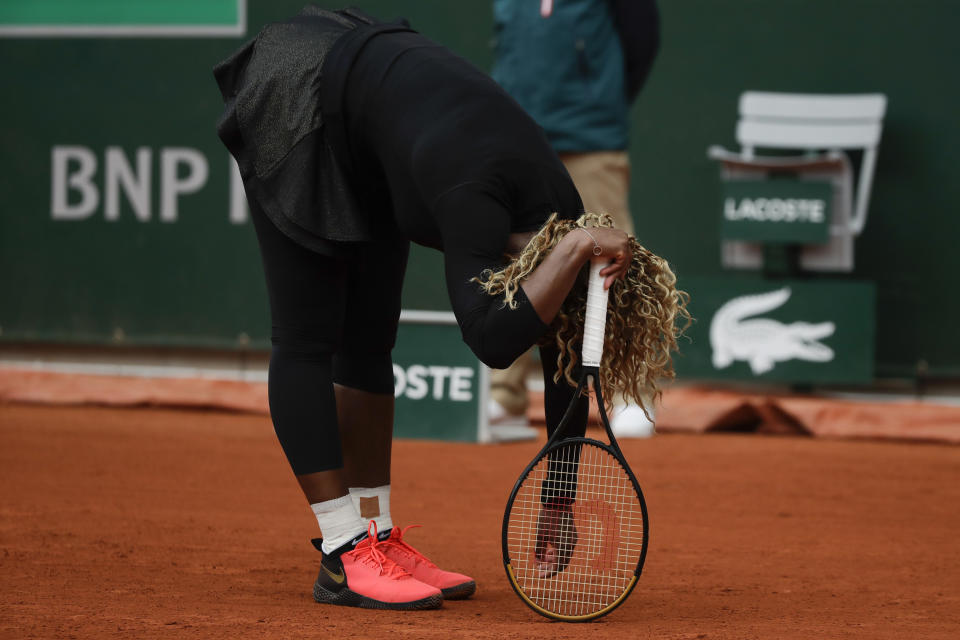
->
<box><xmin>378</xmin><ymin>525</ymin><xmax>477</xmax><ymax>599</ymax></box>
<box><xmin>312</xmin><ymin>522</ymin><xmax>443</xmax><ymax>610</ymax></box>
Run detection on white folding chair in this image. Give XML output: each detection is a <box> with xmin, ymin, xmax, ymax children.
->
<box><xmin>708</xmin><ymin>92</ymin><xmax>887</xmax><ymax>271</ymax></box>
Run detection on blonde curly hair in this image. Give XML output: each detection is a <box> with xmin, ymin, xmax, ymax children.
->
<box><xmin>474</xmin><ymin>213</ymin><xmax>691</xmax><ymax>416</ymax></box>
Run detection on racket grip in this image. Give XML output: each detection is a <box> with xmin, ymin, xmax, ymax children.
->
<box><xmin>582</xmin><ymin>257</ymin><xmax>610</xmax><ymax>367</ymax></box>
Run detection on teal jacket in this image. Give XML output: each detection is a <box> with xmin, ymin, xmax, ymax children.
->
<box><xmin>492</xmin><ymin>0</ymin><xmax>659</xmax><ymax>153</ymax></box>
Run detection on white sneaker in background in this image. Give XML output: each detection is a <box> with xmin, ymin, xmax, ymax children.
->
<box><xmin>488</xmin><ymin>398</ymin><xmax>530</xmax><ymax>428</ymax></box>
<box><xmin>610</xmin><ymin>403</ymin><xmax>655</xmax><ymax>438</ymax></box>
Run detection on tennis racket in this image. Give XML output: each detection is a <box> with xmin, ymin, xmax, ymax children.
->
<box><xmin>502</xmin><ymin>257</ymin><xmax>649</xmax><ymax>622</ymax></box>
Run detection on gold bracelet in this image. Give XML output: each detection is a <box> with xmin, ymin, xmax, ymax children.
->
<box><xmin>579</xmin><ymin>228</ymin><xmax>603</xmax><ymax>256</ymax></box>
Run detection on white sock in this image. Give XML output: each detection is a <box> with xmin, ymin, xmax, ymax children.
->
<box><xmin>348</xmin><ymin>485</ymin><xmax>394</xmax><ymax>533</ymax></box>
<box><xmin>310</xmin><ymin>495</ymin><xmax>368</xmax><ymax>554</ymax></box>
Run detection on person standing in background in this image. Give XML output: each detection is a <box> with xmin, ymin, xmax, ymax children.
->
<box><xmin>490</xmin><ymin>0</ymin><xmax>661</xmax><ymax>437</ymax></box>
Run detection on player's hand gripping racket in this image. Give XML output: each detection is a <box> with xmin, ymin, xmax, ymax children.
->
<box><xmin>502</xmin><ymin>257</ymin><xmax>649</xmax><ymax>622</ymax></box>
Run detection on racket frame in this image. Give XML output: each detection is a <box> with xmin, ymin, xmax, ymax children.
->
<box><xmin>501</xmin><ymin>364</ymin><xmax>650</xmax><ymax>622</ymax></box>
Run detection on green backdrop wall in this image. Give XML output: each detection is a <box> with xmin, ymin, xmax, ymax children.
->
<box><xmin>1</xmin><ymin>1</ymin><xmax>957</xmax><ymax>380</ymax></box>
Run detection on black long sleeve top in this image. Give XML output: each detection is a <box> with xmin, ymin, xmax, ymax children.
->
<box><xmin>340</xmin><ymin>31</ymin><xmax>584</xmax><ymax>368</ymax></box>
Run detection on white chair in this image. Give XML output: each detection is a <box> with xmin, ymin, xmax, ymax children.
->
<box><xmin>708</xmin><ymin>92</ymin><xmax>887</xmax><ymax>271</ymax></box>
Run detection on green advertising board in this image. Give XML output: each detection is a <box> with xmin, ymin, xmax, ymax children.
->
<box><xmin>392</xmin><ymin>314</ymin><xmax>484</xmax><ymax>442</ymax></box>
<box><xmin>2</xmin><ymin>0</ymin><xmax>960</xmax><ymax>381</ymax></box>
<box><xmin>721</xmin><ymin>180</ymin><xmax>831</xmax><ymax>244</ymax></box>
<box><xmin>674</xmin><ymin>277</ymin><xmax>875</xmax><ymax>384</ymax></box>
<box><xmin>392</xmin><ymin>312</ymin><xmax>535</xmax><ymax>443</ymax></box>
<box><xmin>0</xmin><ymin>0</ymin><xmax>244</xmax><ymax>36</ymax></box>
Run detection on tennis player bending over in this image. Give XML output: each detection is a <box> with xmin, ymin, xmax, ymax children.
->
<box><xmin>214</xmin><ymin>6</ymin><xmax>687</xmax><ymax>610</ymax></box>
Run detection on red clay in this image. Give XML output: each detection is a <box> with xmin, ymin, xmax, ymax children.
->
<box><xmin>7</xmin><ymin>369</ymin><xmax>960</xmax><ymax>443</ymax></box>
<box><xmin>1</xmin><ymin>403</ymin><xmax>959</xmax><ymax>639</ymax></box>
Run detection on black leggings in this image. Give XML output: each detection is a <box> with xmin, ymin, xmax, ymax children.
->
<box><xmin>251</xmin><ymin>203</ymin><xmax>587</xmax><ymax>476</ymax></box>
<box><xmin>250</xmin><ymin>202</ymin><xmax>408</xmax><ymax>474</ymax></box>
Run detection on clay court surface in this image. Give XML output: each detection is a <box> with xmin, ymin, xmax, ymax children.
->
<box><xmin>2</xmin><ymin>403</ymin><xmax>958</xmax><ymax>639</ymax></box>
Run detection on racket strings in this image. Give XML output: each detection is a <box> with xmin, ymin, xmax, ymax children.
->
<box><xmin>506</xmin><ymin>441</ymin><xmax>645</xmax><ymax>617</ymax></box>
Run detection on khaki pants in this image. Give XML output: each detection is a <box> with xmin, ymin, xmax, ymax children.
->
<box><xmin>490</xmin><ymin>150</ymin><xmax>633</xmax><ymax>415</ymax></box>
